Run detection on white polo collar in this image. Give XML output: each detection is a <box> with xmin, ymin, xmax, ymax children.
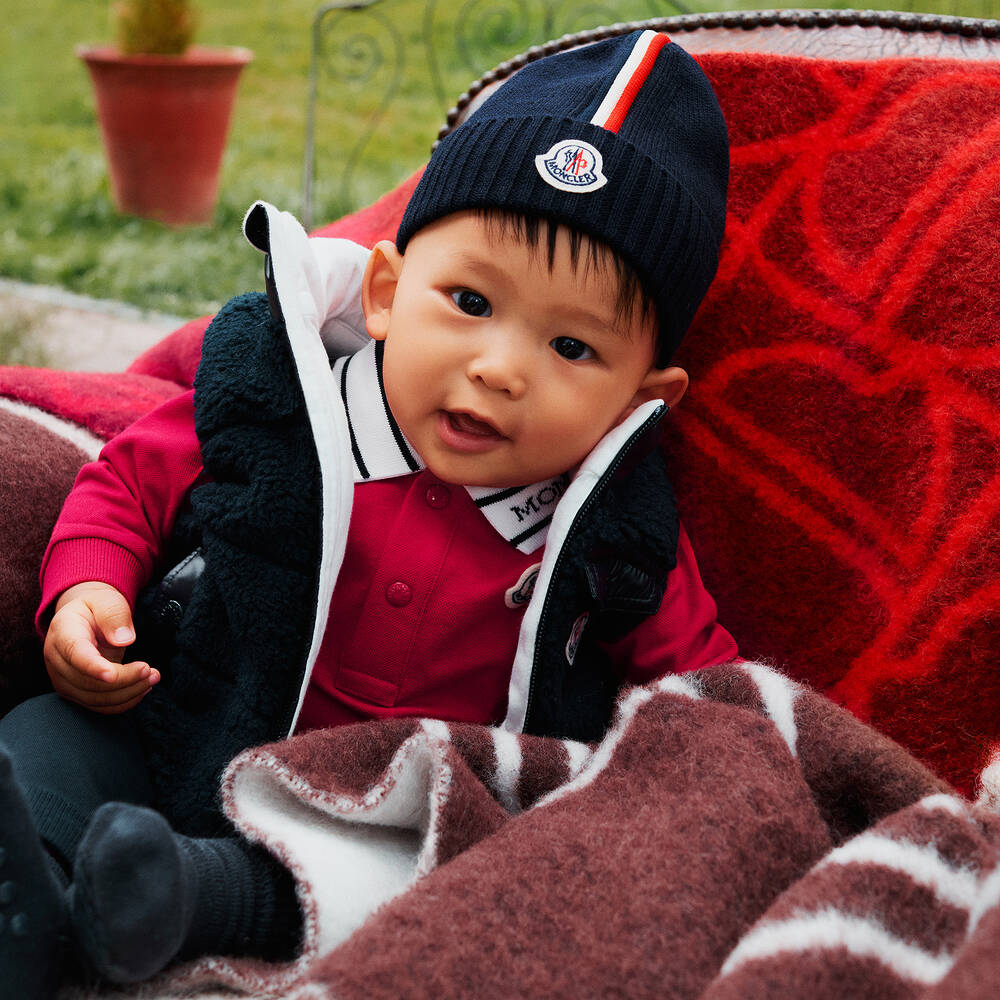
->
<box><xmin>331</xmin><ymin>340</ymin><xmax>567</xmax><ymax>554</ymax></box>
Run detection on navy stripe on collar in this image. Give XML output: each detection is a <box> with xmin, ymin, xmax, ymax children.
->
<box><xmin>373</xmin><ymin>339</ymin><xmax>420</xmax><ymax>474</ymax></box>
<box><xmin>340</xmin><ymin>357</ymin><xmax>368</xmax><ymax>480</ymax></box>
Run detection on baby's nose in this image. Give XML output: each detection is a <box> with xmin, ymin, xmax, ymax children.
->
<box><xmin>467</xmin><ymin>345</ymin><xmax>527</xmax><ymax>398</ymax></box>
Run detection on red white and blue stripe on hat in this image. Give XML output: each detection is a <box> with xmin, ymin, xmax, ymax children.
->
<box><xmin>590</xmin><ymin>30</ymin><xmax>671</xmax><ymax>133</ymax></box>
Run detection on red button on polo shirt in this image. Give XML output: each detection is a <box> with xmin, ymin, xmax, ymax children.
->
<box><xmin>425</xmin><ymin>484</ymin><xmax>451</xmax><ymax>509</ymax></box>
<box><xmin>386</xmin><ymin>581</ymin><xmax>412</xmax><ymax>606</ymax></box>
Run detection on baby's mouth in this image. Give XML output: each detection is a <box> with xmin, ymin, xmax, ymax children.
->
<box><xmin>436</xmin><ymin>410</ymin><xmax>508</xmax><ymax>453</ymax></box>
<box><xmin>445</xmin><ymin>411</ymin><xmax>503</xmax><ymax>439</ymax></box>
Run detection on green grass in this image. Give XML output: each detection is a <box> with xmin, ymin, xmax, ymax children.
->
<box><xmin>2</xmin><ymin>0</ymin><xmax>999</xmax><ymax>322</ymax></box>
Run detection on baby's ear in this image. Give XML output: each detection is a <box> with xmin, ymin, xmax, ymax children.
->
<box><xmin>633</xmin><ymin>365</ymin><xmax>689</xmax><ymax>411</ymax></box>
<box><xmin>362</xmin><ymin>240</ymin><xmax>404</xmax><ymax>341</ymax></box>
<box><xmin>614</xmin><ymin>366</ymin><xmax>688</xmax><ymax>429</ymax></box>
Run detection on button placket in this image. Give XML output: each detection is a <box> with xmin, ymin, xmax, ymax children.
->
<box><xmin>336</xmin><ymin>474</ymin><xmax>458</xmax><ymax>706</ymax></box>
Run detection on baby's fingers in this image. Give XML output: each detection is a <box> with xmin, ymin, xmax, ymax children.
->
<box><xmin>54</xmin><ymin>674</ymin><xmax>154</xmax><ymax>714</ymax></box>
<box><xmin>90</xmin><ymin>658</ymin><xmax>158</xmax><ymax>691</ymax></box>
<box><xmin>84</xmin><ymin>676</ymin><xmax>159</xmax><ymax>714</ymax></box>
<box><xmin>46</xmin><ymin>647</ymin><xmax>159</xmax><ymax>709</ymax></box>
<box><xmin>46</xmin><ymin>617</ymin><xmax>155</xmax><ymax>688</ymax></box>
<box><xmin>46</xmin><ymin>616</ymin><xmax>121</xmax><ymax>684</ymax></box>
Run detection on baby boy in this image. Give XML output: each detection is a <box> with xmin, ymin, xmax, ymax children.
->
<box><xmin>0</xmin><ymin>29</ymin><xmax>734</xmax><ymax>994</ymax></box>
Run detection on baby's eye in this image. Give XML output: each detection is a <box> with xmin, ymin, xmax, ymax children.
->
<box><xmin>551</xmin><ymin>337</ymin><xmax>594</xmax><ymax>361</ymax></box>
<box><xmin>451</xmin><ymin>289</ymin><xmax>492</xmax><ymax>317</ymax></box>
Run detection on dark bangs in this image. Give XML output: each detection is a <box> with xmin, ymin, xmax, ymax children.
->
<box><xmin>476</xmin><ymin>208</ymin><xmax>657</xmax><ymax>338</ymax></box>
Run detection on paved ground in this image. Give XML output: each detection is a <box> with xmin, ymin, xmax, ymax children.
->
<box><xmin>0</xmin><ymin>278</ymin><xmax>186</xmax><ymax>372</ymax></box>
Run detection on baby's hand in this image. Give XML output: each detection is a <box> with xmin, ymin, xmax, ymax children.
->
<box><xmin>43</xmin><ymin>582</ymin><xmax>160</xmax><ymax>714</ymax></box>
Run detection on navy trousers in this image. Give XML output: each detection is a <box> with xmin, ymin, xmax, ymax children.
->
<box><xmin>0</xmin><ymin>694</ymin><xmax>155</xmax><ymax>868</ymax></box>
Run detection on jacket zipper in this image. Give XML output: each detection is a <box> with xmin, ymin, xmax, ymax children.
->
<box><xmin>521</xmin><ymin>405</ymin><xmax>666</xmax><ymax>730</ymax></box>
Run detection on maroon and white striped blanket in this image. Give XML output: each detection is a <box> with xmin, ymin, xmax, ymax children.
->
<box><xmin>67</xmin><ymin>660</ymin><xmax>1000</xmax><ymax>1000</ymax></box>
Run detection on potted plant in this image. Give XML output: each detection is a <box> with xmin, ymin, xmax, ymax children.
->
<box><xmin>77</xmin><ymin>0</ymin><xmax>252</xmax><ymax>226</ymax></box>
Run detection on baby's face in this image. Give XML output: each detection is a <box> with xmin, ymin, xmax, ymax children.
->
<box><xmin>368</xmin><ymin>212</ymin><xmax>668</xmax><ymax>488</ymax></box>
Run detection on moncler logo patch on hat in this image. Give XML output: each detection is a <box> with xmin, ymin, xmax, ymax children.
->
<box><xmin>535</xmin><ymin>139</ymin><xmax>607</xmax><ymax>193</ymax></box>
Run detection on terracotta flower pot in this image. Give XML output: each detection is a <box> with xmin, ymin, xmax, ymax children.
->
<box><xmin>78</xmin><ymin>45</ymin><xmax>252</xmax><ymax>226</ymax></box>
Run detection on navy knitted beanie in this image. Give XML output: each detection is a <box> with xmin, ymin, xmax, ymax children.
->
<box><xmin>397</xmin><ymin>30</ymin><xmax>730</xmax><ymax>364</ymax></box>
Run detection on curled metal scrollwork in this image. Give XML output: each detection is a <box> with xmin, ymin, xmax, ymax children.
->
<box><xmin>304</xmin><ymin>0</ymin><xmax>698</xmax><ymax>226</ymax></box>
<box><xmin>452</xmin><ymin>0</ymin><xmax>538</xmax><ymax>103</ymax></box>
<box><xmin>423</xmin><ymin>0</ymin><xmax>538</xmax><ymax>110</ymax></box>
<box><xmin>303</xmin><ymin>0</ymin><xmax>404</xmax><ymax>228</ymax></box>
<box><xmin>426</xmin><ymin>0</ymin><xmax>691</xmax><ymax>101</ymax></box>
<box><xmin>542</xmin><ymin>0</ymin><xmax>692</xmax><ymax>40</ymax></box>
